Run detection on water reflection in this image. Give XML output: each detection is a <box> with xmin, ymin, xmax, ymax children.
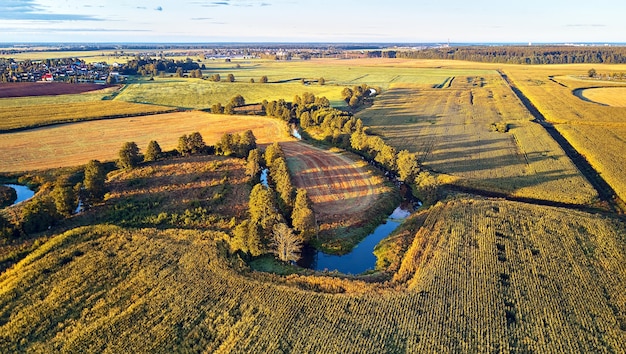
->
<box><xmin>298</xmin><ymin>206</ymin><xmax>410</xmax><ymax>275</ymax></box>
<box><xmin>3</xmin><ymin>184</ymin><xmax>35</xmax><ymax>206</ymax></box>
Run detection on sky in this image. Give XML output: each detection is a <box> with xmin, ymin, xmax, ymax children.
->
<box><xmin>0</xmin><ymin>0</ymin><xmax>625</xmax><ymax>43</ymax></box>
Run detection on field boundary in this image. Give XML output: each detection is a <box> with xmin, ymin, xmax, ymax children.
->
<box><xmin>499</xmin><ymin>70</ymin><xmax>624</xmax><ymax>213</ymax></box>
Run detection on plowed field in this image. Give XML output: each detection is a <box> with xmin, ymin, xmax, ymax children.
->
<box><xmin>0</xmin><ymin>82</ymin><xmax>114</xmax><ymax>98</ymax></box>
<box><xmin>282</xmin><ymin>141</ymin><xmax>391</xmax><ymax>230</ymax></box>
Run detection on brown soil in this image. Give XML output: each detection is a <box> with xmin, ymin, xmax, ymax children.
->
<box><xmin>0</xmin><ymin>82</ymin><xmax>116</xmax><ymax>98</ymax></box>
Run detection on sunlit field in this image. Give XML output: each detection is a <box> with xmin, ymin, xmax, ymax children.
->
<box><xmin>0</xmin><ymin>112</ymin><xmax>291</xmax><ymax>172</ymax></box>
<box><xmin>503</xmin><ymin>64</ymin><xmax>626</xmax><ymax>203</ymax></box>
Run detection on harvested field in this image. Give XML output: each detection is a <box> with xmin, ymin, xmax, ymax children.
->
<box><xmin>575</xmin><ymin>87</ymin><xmax>626</xmax><ymax>107</ymax></box>
<box><xmin>0</xmin><ymin>101</ymin><xmax>177</xmax><ymax>132</ymax></box>
<box><xmin>504</xmin><ymin>66</ymin><xmax>626</xmax><ymax>205</ymax></box>
<box><xmin>282</xmin><ymin>141</ymin><xmax>393</xmax><ymax>237</ymax></box>
<box><xmin>0</xmin><ymin>82</ymin><xmax>114</xmax><ymax>98</ymax></box>
<box><xmin>0</xmin><ymin>111</ymin><xmax>290</xmax><ymax>172</ymax></box>
<box><xmin>357</xmin><ymin>74</ymin><xmax>597</xmax><ymax>205</ymax></box>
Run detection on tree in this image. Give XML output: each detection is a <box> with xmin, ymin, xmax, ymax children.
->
<box><xmin>175</xmin><ymin>67</ymin><xmax>183</xmax><ymax>77</ymax></box>
<box><xmin>588</xmin><ymin>68</ymin><xmax>597</xmax><ymax>78</ymax></box>
<box><xmin>83</xmin><ymin>160</ymin><xmax>106</xmax><ymax>205</ymax></box>
<box><xmin>231</xmin><ymin>219</ymin><xmax>263</xmax><ymax>256</ymax></box>
<box><xmin>319</xmin><ymin>77</ymin><xmax>325</xmax><ymax>85</ymax></box>
<box><xmin>117</xmin><ymin>141</ymin><xmax>141</xmax><ymax>169</ymax></box>
<box><xmin>245</xmin><ymin>148</ymin><xmax>262</xmax><ymax>180</ymax></box>
<box><xmin>270</xmin><ymin>157</ymin><xmax>294</xmax><ymax>215</ymax></box>
<box><xmin>291</xmin><ymin>188</ymin><xmax>315</xmax><ymax>240</ymax></box>
<box><xmin>396</xmin><ymin>150</ymin><xmax>420</xmax><ymax>183</ymax></box>
<box><xmin>271</xmin><ymin>223</ymin><xmax>302</xmax><ymax>263</ymax></box>
<box><xmin>230</xmin><ymin>94</ymin><xmax>246</xmax><ymax>107</ymax></box>
<box><xmin>249</xmin><ymin>183</ymin><xmax>281</xmax><ymax>232</ymax></box>
<box><xmin>238</xmin><ymin>130</ymin><xmax>257</xmax><ymax>156</ymax></box>
<box><xmin>260</xmin><ymin>75</ymin><xmax>268</xmax><ymax>83</ymax></box>
<box><xmin>20</xmin><ymin>197</ymin><xmax>58</xmax><ymax>234</ymax></box>
<box><xmin>188</xmin><ymin>132</ymin><xmax>206</xmax><ymax>154</ymax></box>
<box><xmin>227</xmin><ymin>73</ymin><xmax>235</xmax><ymax>82</ymax></box>
<box><xmin>51</xmin><ymin>176</ymin><xmax>77</xmax><ymax>217</ymax></box>
<box><xmin>264</xmin><ymin>142</ymin><xmax>284</xmax><ymax>168</ymax></box>
<box><xmin>144</xmin><ymin>140</ymin><xmax>162</xmax><ymax>162</ymax></box>
<box><xmin>216</xmin><ymin>133</ymin><xmax>235</xmax><ymax>156</ymax></box>
<box><xmin>249</xmin><ymin>78</ymin><xmax>255</xmax><ymax>83</ymax></box>
<box><xmin>210</xmin><ymin>73</ymin><xmax>221</xmax><ymax>82</ymax></box>
<box><xmin>211</xmin><ymin>102</ymin><xmax>224</xmax><ymax>114</ymax></box>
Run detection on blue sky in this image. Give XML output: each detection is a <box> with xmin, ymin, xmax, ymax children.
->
<box><xmin>0</xmin><ymin>0</ymin><xmax>624</xmax><ymax>43</ymax></box>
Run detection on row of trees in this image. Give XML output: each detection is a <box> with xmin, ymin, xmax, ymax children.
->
<box><xmin>231</xmin><ymin>142</ymin><xmax>315</xmax><ymax>262</ymax></box>
<box><xmin>392</xmin><ymin>46</ymin><xmax>626</xmax><ymax>65</ymax></box>
<box><xmin>341</xmin><ymin>83</ymin><xmax>379</xmax><ymax>108</ymax></box>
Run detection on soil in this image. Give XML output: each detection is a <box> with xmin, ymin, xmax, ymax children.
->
<box><xmin>0</xmin><ymin>82</ymin><xmax>115</xmax><ymax>98</ymax></box>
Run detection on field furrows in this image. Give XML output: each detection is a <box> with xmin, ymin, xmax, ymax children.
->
<box><xmin>358</xmin><ymin>75</ymin><xmax>597</xmax><ymax>204</ymax></box>
<box><xmin>282</xmin><ymin>141</ymin><xmax>384</xmax><ymax>219</ymax></box>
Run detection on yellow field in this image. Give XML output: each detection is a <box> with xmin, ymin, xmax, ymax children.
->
<box><xmin>0</xmin><ymin>101</ymin><xmax>176</xmax><ymax>131</ymax></box>
<box><xmin>357</xmin><ymin>72</ymin><xmax>598</xmax><ymax>204</ymax></box>
<box><xmin>0</xmin><ymin>111</ymin><xmax>291</xmax><ymax>172</ymax></box>
<box><xmin>577</xmin><ymin>87</ymin><xmax>626</xmax><ymax>107</ymax></box>
<box><xmin>503</xmin><ymin>65</ymin><xmax>626</xmax><ymax>203</ymax></box>
<box><xmin>1</xmin><ymin>197</ymin><xmax>624</xmax><ymax>352</ymax></box>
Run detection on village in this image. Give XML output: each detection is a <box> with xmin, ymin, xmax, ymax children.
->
<box><xmin>0</xmin><ymin>58</ymin><xmax>116</xmax><ymax>84</ymax></box>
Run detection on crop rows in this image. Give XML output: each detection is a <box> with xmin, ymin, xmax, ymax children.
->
<box><xmin>357</xmin><ymin>73</ymin><xmax>597</xmax><ymax>204</ymax></box>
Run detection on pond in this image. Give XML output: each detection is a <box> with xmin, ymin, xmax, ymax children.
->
<box><xmin>297</xmin><ymin>205</ymin><xmax>411</xmax><ymax>275</ymax></box>
<box><xmin>3</xmin><ymin>184</ymin><xmax>35</xmax><ymax>206</ymax></box>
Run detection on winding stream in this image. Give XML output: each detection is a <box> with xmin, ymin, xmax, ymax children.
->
<box><xmin>3</xmin><ymin>184</ymin><xmax>35</xmax><ymax>206</ymax></box>
<box><xmin>298</xmin><ymin>206</ymin><xmax>411</xmax><ymax>274</ymax></box>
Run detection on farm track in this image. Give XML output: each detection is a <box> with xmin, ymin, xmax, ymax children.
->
<box><xmin>499</xmin><ymin>71</ymin><xmax>624</xmax><ymax>213</ymax></box>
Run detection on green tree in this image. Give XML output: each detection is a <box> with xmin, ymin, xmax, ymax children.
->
<box><xmin>238</xmin><ymin>130</ymin><xmax>257</xmax><ymax>157</ymax></box>
<box><xmin>188</xmin><ymin>132</ymin><xmax>206</xmax><ymax>154</ymax></box>
<box><xmin>83</xmin><ymin>160</ymin><xmax>106</xmax><ymax>205</ymax></box>
<box><xmin>230</xmin><ymin>94</ymin><xmax>246</xmax><ymax>107</ymax></box>
<box><xmin>144</xmin><ymin>140</ymin><xmax>162</xmax><ymax>162</ymax></box>
<box><xmin>271</xmin><ymin>223</ymin><xmax>302</xmax><ymax>263</ymax></box>
<box><xmin>227</xmin><ymin>73</ymin><xmax>235</xmax><ymax>82</ymax></box>
<box><xmin>249</xmin><ymin>183</ymin><xmax>281</xmax><ymax>232</ymax></box>
<box><xmin>117</xmin><ymin>141</ymin><xmax>141</xmax><ymax>170</ymax></box>
<box><xmin>211</xmin><ymin>102</ymin><xmax>224</xmax><ymax>114</ymax></box>
<box><xmin>264</xmin><ymin>142</ymin><xmax>284</xmax><ymax>168</ymax></box>
<box><xmin>0</xmin><ymin>213</ymin><xmax>13</xmax><ymax>240</ymax></box>
<box><xmin>291</xmin><ymin>188</ymin><xmax>316</xmax><ymax>240</ymax></box>
<box><xmin>270</xmin><ymin>157</ymin><xmax>294</xmax><ymax>215</ymax></box>
<box><xmin>231</xmin><ymin>219</ymin><xmax>263</xmax><ymax>256</ymax></box>
<box><xmin>245</xmin><ymin>148</ymin><xmax>262</xmax><ymax>180</ymax></box>
<box><xmin>20</xmin><ymin>197</ymin><xmax>57</xmax><ymax>234</ymax></box>
<box><xmin>51</xmin><ymin>176</ymin><xmax>78</xmax><ymax>217</ymax></box>
<box><xmin>216</xmin><ymin>133</ymin><xmax>235</xmax><ymax>156</ymax></box>
<box><xmin>396</xmin><ymin>150</ymin><xmax>420</xmax><ymax>183</ymax></box>
<box><xmin>588</xmin><ymin>68</ymin><xmax>597</xmax><ymax>78</ymax></box>
<box><xmin>260</xmin><ymin>75</ymin><xmax>268</xmax><ymax>83</ymax></box>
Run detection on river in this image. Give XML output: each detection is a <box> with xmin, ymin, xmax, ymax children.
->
<box><xmin>297</xmin><ymin>205</ymin><xmax>411</xmax><ymax>274</ymax></box>
<box><xmin>3</xmin><ymin>184</ymin><xmax>35</xmax><ymax>206</ymax></box>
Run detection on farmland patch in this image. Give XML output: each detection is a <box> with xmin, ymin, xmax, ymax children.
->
<box><xmin>0</xmin><ymin>82</ymin><xmax>115</xmax><ymax>98</ymax></box>
<box><xmin>574</xmin><ymin>87</ymin><xmax>626</xmax><ymax>107</ymax></box>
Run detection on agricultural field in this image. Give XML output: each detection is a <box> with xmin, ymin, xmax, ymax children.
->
<box><xmin>0</xmin><ymin>111</ymin><xmax>291</xmax><ymax>172</ymax></box>
<box><xmin>357</xmin><ymin>71</ymin><xmax>598</xmax><ymax>205</ymax></box>
<box><xmin>0</xmin><ymin>101</ymin><xmax>176</xmax><ymax>132</ymax></box>
<box><xmin>0</xmin><ymin>82</ymin><xmax>113</xmax><ymax>98</ymax></box>
<box><xmin>503</xmin><ymin>65</ymin><xmax>626</xmax><ymax>204</ymax></box>
<box><xmin>1</xmin><ymin>193</ymin><xmax>624</xmax><ymax>352</ymax></box>
<box><xmin>282</xmin><ymin>142</ymin><xmax>395</xmax><ymax>247</ymax></box>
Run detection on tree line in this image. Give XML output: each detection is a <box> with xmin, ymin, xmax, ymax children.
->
<box><xmin>231</xmin><ymin>142</ymin><xmax>316</xmax><ymax>263</ymax></box>
<box><xmin>384</xmin><ymin>46</ymin><xmax>626</xmax><ymax>64</ymax></box>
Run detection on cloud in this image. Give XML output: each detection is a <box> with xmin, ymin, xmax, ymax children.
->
<box><xmin>155</xmin><ymin>6</ymin><xmax>163</xmax><ymax>11</ymax></box>
<box><xmin>0</xmin><ymin>0</ymin><xmax>102</xmax><ymax>21</ymax></box>
<box><xmin>2</xmin><ymin>27</ymin><xmax>150</xmax><ymax>33</ymax></box>
<box><xmin>566</xmin><ymin>24</ymin><xmax>606</xmax><ymax>28</ymax></box>
<box><xmin>191</xmin><ymin>17</ymin><xmax>213</xmax><ymax>20</ymax></box>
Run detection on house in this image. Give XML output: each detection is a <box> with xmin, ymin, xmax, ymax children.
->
<box><xmin>41</xmin><ymin>73</ymin><xmax>53</xmax><ymax>81</ymax></box>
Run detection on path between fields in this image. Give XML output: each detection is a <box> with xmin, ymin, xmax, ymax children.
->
<box><xmin>281</xmin><ymin>141</ymin><xmax>380</xmax><ymax>219</ymax></box>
